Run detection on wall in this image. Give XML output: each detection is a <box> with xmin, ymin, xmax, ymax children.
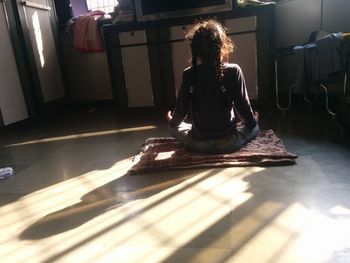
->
<box><xmin>322</xmin><ymin>0</ymin><xmax>350</xmax><ymax>33</ymax></box>
<box><xmin>275</xmin><ymin>0</ymin><xmax>350</xmax><ymax>91</ymax></box>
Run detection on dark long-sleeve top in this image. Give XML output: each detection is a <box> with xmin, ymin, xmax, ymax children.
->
<box><xmin>170</xmin><ymin>63</ymin><xmax>257</xmax><ymax>140</ymax></box>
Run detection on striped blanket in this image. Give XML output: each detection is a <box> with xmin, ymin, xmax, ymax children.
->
<box><xmin>130</xmin><ymin>130</ymin><xmax>297</xmax><ymax>174</ymax></box>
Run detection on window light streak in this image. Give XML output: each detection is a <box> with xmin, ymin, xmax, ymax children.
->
<box><xmin>155</xmin><ymin>151</ymin><xmax>175</xmax><ymax>160</ymax></box>
<box><xmin>290</xmin><ymin>212</ymin><xmax>350</xmax><ymax>261</ymax></box>
<box><xmin>227</xmin><ymin>202</ymin><xmax>329</xmax><ymax>263</ymax></box>
<box><xmin>32</xmin><ymin>11</ymin><xmax>45</xmax><ymax>68</ymax></box>
<box><xmin>229</xmin><ymin>201</ymin><xmax>287</xmax><ymax>251</ymax></box>
<box><xmin>21</xmin><ymin>169</ymin><xmax>217</xmax><ymax>263</ymax></box>
<box><xmin>23</xmin><ymin>175</ymin><xmax>196</xmax><ymax>227</ymax></box>
<box><xmin>154</xmin><ymin>194</ymin><xmax>259</xmax><ymax>250</ymax></box>
<box><xmin>330</xmin><ymin>205</ymin><xmax>350</xmax><ymax>215</ymax></box>
<box><xmin>155</xmin><ymin>196</ymin><xmax>257</xmax><ymax>263</ymax></box>
<box><xmin>0</xmin><ymin>166</ymin><xmax>280</xmax><ymax>263</ymax></box>
<box><xmin>164</xmin><ymin>201</ymin><xmax>286</xmax><ymax>263</ymax></box>
<box><xmin>73</xmin><ymin>170</ymin><xmax>235</xmax><ymax>262</ymax></box>
<box><xmin>15</xmin><ymin>157</ymin><xmax>131</xmax><ymax>210</ymax></box>
<box><xmin>58</xmin><ymin>169</ymin><xmax>229</xmax><ymax>261</ymax></box>
<box><xmin>86</xmin><ymin>0</ymin><xmax>118</xmax><ymax>13</ymax></box>
<box><xmin>102</xmin><ymin>170</ymin><xmax>236</xmax><ymax>245</ymax></box>
<box><xmin>89</xmin><ymin>168</ymin><xmax>262</xmax><ymax>263</ymax></box>
<box><xmin>0</xmin><ymin>158</ymin><xmax>132</xmax><ymax>242</ymax></box>
<box><xmin>0</xmin><ymin>169</ymin><xmax>133</xmax><ymax>262</ymax></box>
<box><xmin>1</xmin><ymin>160</ymin><xmax>349</xmax><ymax>263</ymax></box>
<box><xmin>5</xmin><ymin>126</ymin><xmax>157</xmax><ymax>147</ymax></box>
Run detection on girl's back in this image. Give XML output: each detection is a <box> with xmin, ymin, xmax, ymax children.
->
<box><xmin>184</xmin><ymin>63</ymin><xmax>242</xmax><ymax>139</ymax></box>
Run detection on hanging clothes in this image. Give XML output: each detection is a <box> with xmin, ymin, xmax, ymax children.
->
<box><xmin>293</xmin><ymin>31</ymin><xmax>346</xmax><ymax>93</ymax></box>
<box><xmin>73</xmin><ymin>10</ymin><xmax>105</xmax><ymax>52</ymax></box>
<box><xmin>316</xmin><ymin>32</ymin><xmax>344</xmax><ymax>80</ymax></box>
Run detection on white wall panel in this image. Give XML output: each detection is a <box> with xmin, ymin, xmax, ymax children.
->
<box><xmin>25</xmin><ymin>6</ymin><xmax>65</xmax><ymax>102</ymax></box>
<box><xmin>120</xmin><ymin>30</ymin><xmax>154</xmax><ymax>107</ymax></box>
<box><xmin>0</xmin><ymin>4</ymin><xmax>28</xmax><ymax>125</ymax></box>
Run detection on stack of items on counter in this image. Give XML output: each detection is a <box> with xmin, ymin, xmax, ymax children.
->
<box><xmin>112</xmin><ymin>0</ymin><xmax>135</xmax><ymax>23</ymax></box>
<box><xmin>237</xmin><ymin>0</ymin><xmax>276</xmax><ymax>7</ymax></box>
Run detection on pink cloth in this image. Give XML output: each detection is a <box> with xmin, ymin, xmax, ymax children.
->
<box><xmin>73</xmin><ymin>11</ymin><xmax>105</xmax><ymax>52</ymax></box>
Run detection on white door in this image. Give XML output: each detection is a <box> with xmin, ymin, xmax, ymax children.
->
<box><xmin>0</xmin><ymin>2</ymin><xmax>28</xmax><ymax>125</ymax></box>
<box><xmin>22</xmin><ymin>0</ymin><xmax>65</xmax><ymax>103</ymax></box>
<box><xmin>119</xmin><ymin>30</ymin><xmax>154</xmax><ymax>107</ymax></box>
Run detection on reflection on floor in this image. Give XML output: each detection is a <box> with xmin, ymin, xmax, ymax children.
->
<box><xmin>1</xmin><ymin>105</ymin><xmax>350</xmax><ymax>263</ymax></box>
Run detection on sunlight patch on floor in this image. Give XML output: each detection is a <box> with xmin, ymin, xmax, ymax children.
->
<box><xmin>0</xmin><ymin>167</ymin><xmax>261</xmax><ymax>263</ymax></box>
<box><xmin>5</xmin><ymin>126</ymin><xmax>157</xmax><ymax>147</ymax></box>
<box><xmin>54</xmin><ymin>167</ymin><xmax>260</xmax><ymax>263</ymax></box>
<box><xmin>0</xmin><ymin>158</ymin><xmax>132</xmax><ymax>244</ymax></box>
<box><xmin>228</xmin><ymin>202</ymin><xmax>350</xmax><ymax>263</ymax></box>
<box><xmin>2</xmin><ymin>163</ymin><xmax>349</xmax><ymax>263</ymax></box>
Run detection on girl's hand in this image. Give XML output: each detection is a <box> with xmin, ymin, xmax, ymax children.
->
<box><xmin>166</xmin><ymin>111</ymin><xmax>173</xmax><ymax>123</ymax></box>
<box><xmin>254</xmin><ymin>111</ymin><xmax>259</xmax><ymax>123</ymax></box>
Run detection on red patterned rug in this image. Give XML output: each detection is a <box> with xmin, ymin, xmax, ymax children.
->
<box><xmin>129</xmin><ymin>130</ymin><xmax>297</xmax><ymax>174</ymax></box>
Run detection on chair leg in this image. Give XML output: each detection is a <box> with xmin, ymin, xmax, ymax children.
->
<box><xmin>344</xmin><ymin>70</ymin><xmax>348</xmax><ymax>96</ymax></box>
<box><xmin>275</xmin><ymin>57</ymin><xmax>293</xmax><ymax>112</ymax></box>
<box><xmin>320</xmin><ymin>83</ymin><xmax>338</xmax><ymax>116</ymax></box>
<box><xmin>304</xmin><ymin>85</ymin><xmax>319</xmax><ymax>105</ymax></box>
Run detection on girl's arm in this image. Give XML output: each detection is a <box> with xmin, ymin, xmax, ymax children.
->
<box><xmin>168</xmin><ymin>69</ymin><xmax>191</xmax><ymax>127</ymax></box>
<box><xmin>230</xmin><ymin>65</ymin><xmax>257</xmax><ymax>130</ymax></box>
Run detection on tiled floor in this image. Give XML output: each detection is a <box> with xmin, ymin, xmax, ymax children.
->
<box><xmin>1</xmin><ymin>105</ymin><xmax>350</xmax><ymax>263</ymax></box>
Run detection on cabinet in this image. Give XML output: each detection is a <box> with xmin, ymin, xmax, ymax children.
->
<box><xmin>0</xmin><ymin>0</ymin><xmax>67</xmax><ymax>127</ymax></box>
<box><xmin>17</xmin><ymin>0</ymin><xmax>65</xmax><ymax>103</ymax></box>
<box><xmin>170</xmin><ymin>18</ymin><xmax>258</xmax><ymax>100</ymax></box>
<box><xmin>170</xmin><ymin>25</ymin><xmax>190</xmax><ymax>96</ymax></box>
<box><xmin>0</xmin><ymin>0</ymin><xmax>28</xmax><ymax>126</ymax></box>
<box><xmin>119</xmin><ymin>30</ymin><xmax>154</xmax><ymax>107</ymax></box>
<box><xmin>103</xmin><ymin>5</ymin><xmax>275</xmax><ymax>108</ymax></box>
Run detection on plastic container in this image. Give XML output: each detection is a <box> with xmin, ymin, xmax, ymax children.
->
<box><xmin>0</xmin><ymin>167</ymin><xmax>14</xmax><ymax>181</ymax></box>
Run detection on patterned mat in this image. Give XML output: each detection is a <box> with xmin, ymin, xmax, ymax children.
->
<box><xmin>129</xmin><ymin>130</ymin><xmax>297</xmax><ymax>174</ymax></box>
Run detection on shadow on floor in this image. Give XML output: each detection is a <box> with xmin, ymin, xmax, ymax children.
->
<box><xmin>19</xmin><ymin>168</ymin><xmax>214</xmax><ymax>240</ymax></box>
<box><xmin>160</xmin><ymin>166</ymin><xmax>350</xmax><ymax>263</ymax></box>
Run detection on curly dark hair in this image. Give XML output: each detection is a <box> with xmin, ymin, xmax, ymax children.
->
<box><xmin>185</xmin><ymin>19</ymin><xmax>235</xmax><ymax>82</ymax></box>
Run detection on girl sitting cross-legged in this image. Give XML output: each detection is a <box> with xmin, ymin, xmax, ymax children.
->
<box><xmin>167</xmin><ymin>19</ymin><xmax>259</xmax><ymax>154</ymax></box>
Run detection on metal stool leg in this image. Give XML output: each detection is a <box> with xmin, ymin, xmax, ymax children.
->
<box><xmin>344</xmin><ymin>68</ymin><xmax>348</xmax><ymax>96</ymax></box>
<box><xmin>275</xmin><ymin>55</ymin><xmax>293</xmax><ymax>112</ymax></box>
<box><xmin>320</xmin><ymin>83</ymin><xmax>338</xmax><ymax>116</ymax></box>
<box><xmin>304</xmin><ymin>84</ymin><xmax>319</xmax><ymax>104</ymax></box>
